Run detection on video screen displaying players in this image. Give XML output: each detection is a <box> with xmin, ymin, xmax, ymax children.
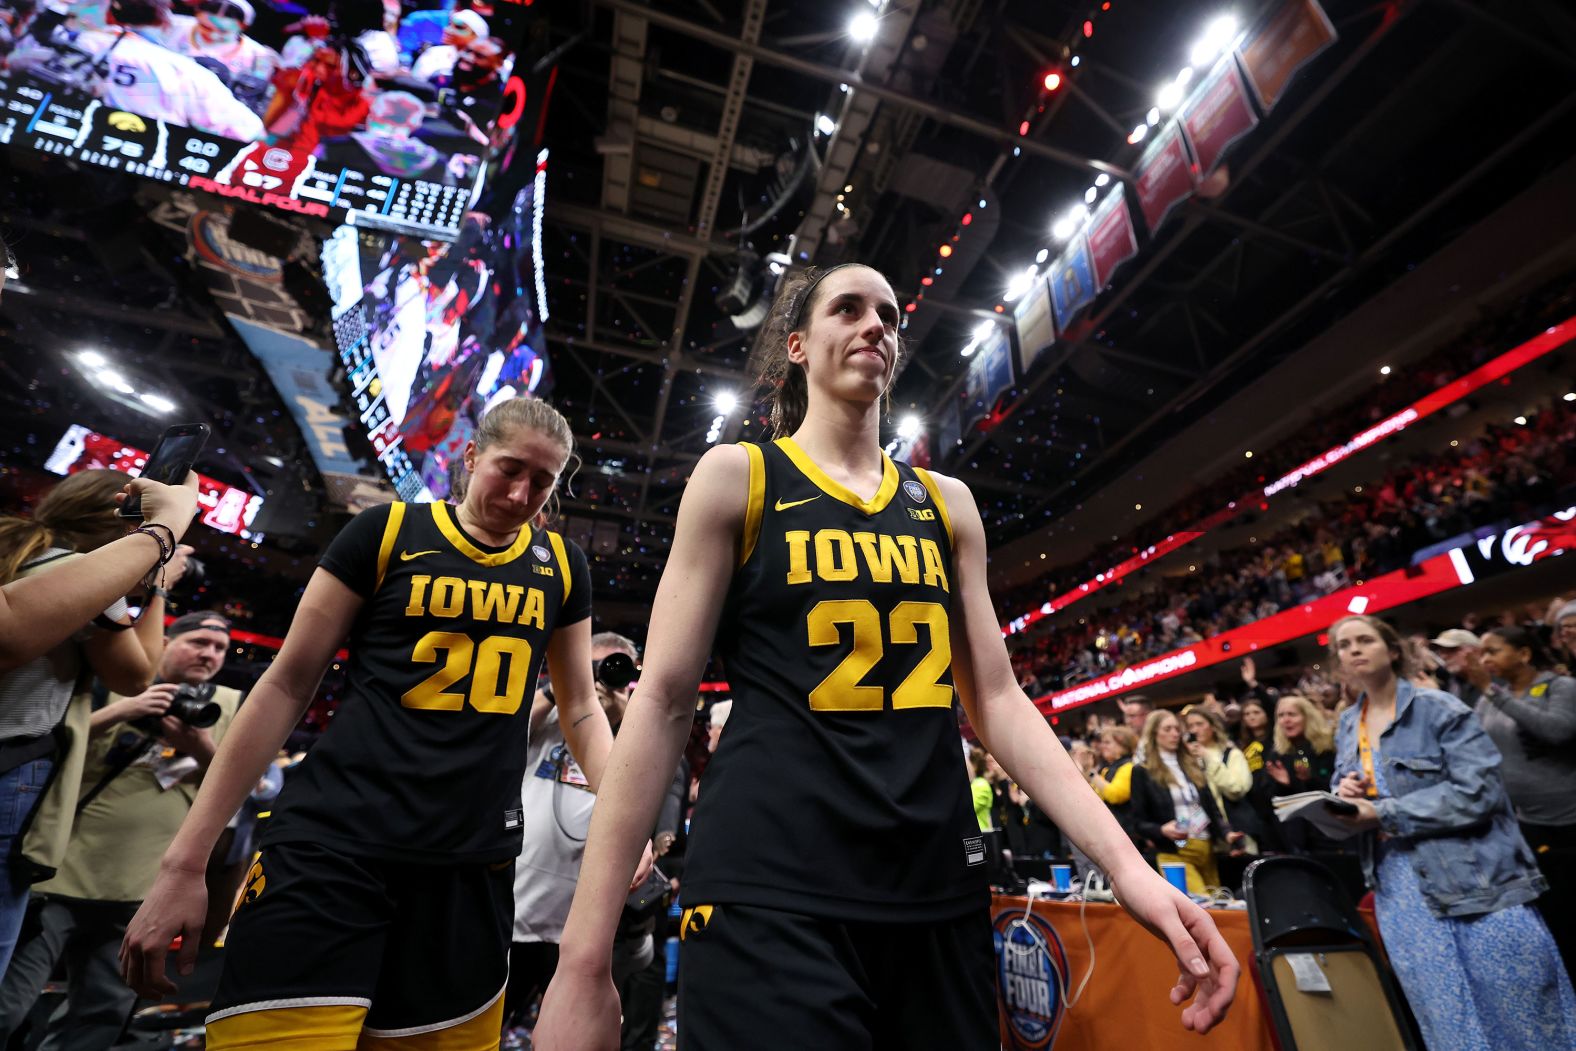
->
<box><xmin>0</xmin><ymin>0</ymin><xmax>529</xmax><ymax>236</ymax></box>
<box><xmin>325</xmin><ymin>156</ymin><xmax>550</xmax><ymax>500</ymax></box>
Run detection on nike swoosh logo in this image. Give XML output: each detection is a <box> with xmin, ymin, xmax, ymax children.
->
<box><xmin>400</xmin><ymin>549</ymin><xmax>441</xmax><ymax>561</ymax></box>
<box><xmin>774</xmin><ymin>496</ymin><xmax>821</xmax><ymax>512</ymax></box>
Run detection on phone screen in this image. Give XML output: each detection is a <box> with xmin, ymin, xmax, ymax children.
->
<box><xmin>119</xmin><ymin>424</ymin><xmax>211</xmax><ymax>518</ymax></box>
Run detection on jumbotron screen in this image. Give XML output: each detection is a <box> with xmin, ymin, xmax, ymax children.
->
<box><xmin>324</xmin><ymin>149</ymin><xmax>550</xmax><ymax>500</ymax></box>
<box><xmin>0</xmin><ymin>0</ymin><xmax>535</xmax><ymax>237</ymax></box>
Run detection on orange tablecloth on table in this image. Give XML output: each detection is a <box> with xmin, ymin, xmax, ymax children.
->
<box><xmin>991</xmin><ymin>895</ymin><xmax>1271</xmax><ymax>1051</ymax></box>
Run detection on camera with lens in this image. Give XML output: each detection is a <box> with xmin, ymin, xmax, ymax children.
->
<box><xmin>594</xmin><ymin>652</ymin><xmax>637</xmax><ymax>692</ymax></box>
<box><xmin>132</xmin><ymin>682</ymin><xmax>221</xmax><ymax>735</ymax></box>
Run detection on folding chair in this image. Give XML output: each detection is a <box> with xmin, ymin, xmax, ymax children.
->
<box><xmin>1242</xmin><ymin>855</ymin><xmax>1418</xmax><ymax>1051</ymax></box>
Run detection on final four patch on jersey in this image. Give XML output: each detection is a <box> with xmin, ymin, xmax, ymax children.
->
<box><xmin>533</xmin><ymin>544</ymin><xmax>551</xmax><ymax>562</ymax></box>
<box><xmin>903</xmin><ymin>479</ymin><xmax>928</xmax><ymax>504</ymax></box>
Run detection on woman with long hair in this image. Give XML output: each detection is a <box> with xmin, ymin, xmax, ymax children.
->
<box><xmin>1459</xmin><ymin>624</ymin><xmax>1576</xmax><ymax>969</ymax></box>
<box><xmin>1182</xmin><ymin>705</ymin><xmax>1259</xmax><ymax>855</ymax></box>
<box><xmin>122</xmin><ymin>398</ymin><xmax>622</xmax><ymax>1049</ymax></box>
<box><xmin>1265</xmin><ymin>694</ymin><xmax>1337</xmax><ymax>854</ymax></box>
<box><xmin>1086</xmin><ymin>725</ymin><xmax>1137</xmax><ymax>829</ymax></box>
<box><xmin>1128</xmin><ymin>710</ymin><xmax>1229</xmax><ymax>895</ymax></box>
<box><xmin>0</xmin><ymin>469</ymin><xmax>194</xmax><ymax>973</ymax></box>
<box><xmin>533</xmin><ymin>264</ymin><xmax>1237</xmax><ymax>1050</ymax></box>
<box><xmin>1328</xmin><ymin>614</ymin><xmax>1575</xmax><ymax>1050</ymax></box>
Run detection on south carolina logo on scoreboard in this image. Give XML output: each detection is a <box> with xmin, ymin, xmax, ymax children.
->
<box><xmin>992</xmin><ymin>908</ymin><xmax>1069</xmax><ymax>1050</ymax></box>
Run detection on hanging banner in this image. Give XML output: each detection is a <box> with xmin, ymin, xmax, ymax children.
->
<box><xmin>1238</xmin><ymin>0</ymin><xmax>1338</xmax><ymax>111</ymax></box>
<box><xmin>1048</xmin><ymin>234</ymin><xmax>1097</xmax><ymax>335</ymax></box>
<box><xmin>963</xmin><ymin>326</ymin><xmax>1014</xmax><ymax>429</ymax></box>
<box><xmin>1013</xmin><ymin>273</ymin><xmax>1056</xmax><ymax>377</ymax></box>
<box><xmin>229</xmin><ymin>316</ymin><xmax>364</xmax><ymax>479</ymax></box>
<box><xmin>1133</xmin><ymin>122</ymin><xmax>1195</xmax><ymax>234</ymax></box>
<box><xmin>1179</xmin><ymin>57</ymin><xmax>1259</xmax><ymax>178</ymax></box>
<box><xmin>1086</xmin><ymin>190</ymin><xmax>1140</xmax><ymax>289</ymax></box>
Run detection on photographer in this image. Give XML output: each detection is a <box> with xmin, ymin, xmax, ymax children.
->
<box><xmin>0</xmin><ymin>470</ymin><xmax>193</xmax><ymax>975</ymax></box>
<box><xmin>507</xmin><ymin>632</ymin><xmax>677</xmax><ymax>1050</ymax></box>
<box><xmin>0</xmin><ymin>613</ymin><xmax>238</xmax><ymax>1050</ymax></box>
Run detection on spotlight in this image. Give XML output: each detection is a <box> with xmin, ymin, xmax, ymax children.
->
<box><xmin>815</xmin><ymin>113</ymin><xmax>836</xmax><ymax>135</ymax></box>
<box><xmin>78</xmin><ymin>350</ymin><xmax>107</xmax><ymax>369</ymax></box>
<box><xmin>1127</xmin><ymin>123</ymin><xmax>1149</xmax><ymax>145</ymax></box>
<box><xmin>1189</xmin><ymin>14</ymin><xmax>1239</xmax><ymax>67</ymax></box>
<box><xmin>713</xmin><ymin>391</ymin><xmax>738</xmax><ymax>414</ymax></box>
<box><xmin>972</xmin><ymin>320</ymin><xmax>996</xmax><ymax>342</ymax></box>
<box><xmin>897</xmin><ymin>415</ymin><xmax>922</xmax><ymax>439</ymax></box>
<box><xmin>140</xmin><ymin>392</ymin><xmax>177</xmax><ymax>413</ymax></box>
<box><xmin>848</xmin><ymin>11</ymin><xmax>878</xmax><ymax>42</ymax></box>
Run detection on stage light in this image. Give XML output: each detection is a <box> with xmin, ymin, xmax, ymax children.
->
<box><xmin>1084</xmin><ymin>187</ymin><xmax>1098</xmax><ymax>203</ymax></box>
<box><xmin>938</xmin><ymin>244</ymin><xmax>953</xmax><ymax>258</ymax></box>
<box><xmin>849</xmin><ymin>11</ymin><xmax>878</xmax><ymax>42</ymax></box>
<box><xmin>1189</xmin><ymin>14</ymin><xmax>1239</xmax><ymax>67</ymax></box>
<box><xmin>1070</xmin><ymin>55</ymin><xmax>1080</xmax><ymax>67</ymax></box>
<box><xmin>815</xmin><ymin>113</ymin><xmax>836</xmax><ymax>135</ymax></box>
<box><xmin>1003</xmin><ymin>267</ymin><xmax>1038</xmax><ymax>303</ymax></box>
<box><xmin>1135</xmin><ymin>503</ymin><xmax>1143</xmax><ymax>510</ymax></box>
<box><xmin>1244</xmin><ymin>450</ymin><xmax>1254</xmax><ymax>458</ymax></box>
<box><xmin>1018</xmin><ymin>120</ymin><xmax>1031</xmax><ymax>136</ymax></box>
<box><xmin>1051</xmin><ymin>205</ymin><xmax>1087</xmax><ymax>241</ymax></box>
<box><xmin>1035</xmin><ymin>248</ymin><xmax>1049</xmax><ymax>263</ymax></box>
<box><xmin>1083</xmin><ymin>20</ymin><xmax>1093</xmax><ymax>37</ymax></box>
<box><xmin>78</xmin><ymin>350</ymin><xmax>107</xmax><ymax>369</ymax></box>
<box><xmin>140</xmin><ymin>392</ymin><xmax>176</xmax><ymax>414</ymax></box>
<box><xmin>1043</xmin><ymin>71</ymin><xmax>1062</xmax><ymax>91</ymax></box>
<box><xmin>960</xmin><ymin>340</ymin><xmax>978</xmax><ymax>358</ymax></box>
<box><xmin>920</xmin><ymin>276</ymin><xmax>933</xmax><ymax>286</ymax></box>
<box><xmin>1176</xmin><ymin>66</ymin><xmax>1194</xmax><ymax>88</ymax></box>
<box><xmin>713</xmin><ymin>391</ymin><xmax>738</xmax><ymax>414</ymax></box>
<box><xmin>96</xmin><ymin>369</ymin><xmax>131</xmax><ymax>394</ymax></box>
<box><xmin>1095</xmin><ymin>174</ymin><xmax>1110</xmax><ymax>187</ymax></box>
<box><xmin>1564</xmin><ymin>392</ymin><xmax>1575</xmax><ymax>402</ymax></box>
<box><xmin>1379</xmin><ymin>365</ymin><xmax>1391</xmax><ymax>375</ymax></box>
<box><xmin>904</xmin><ymin>302</ymin><xmax>917</xmax><ymax>313</ymax></box>
<box><xmin>978</xmin><ymin>198</ymin><xmax>988</xmax><ymax>208</ymax></box>
<box><xmin>973</xmin><ymin>320</ymin><xmax>996</xmax><ymax>342</ymax></box>
<box><xmin>897</xmin><ymin>415</ymin><xmax>922</xmax><ymax>439</ymax></box>
<box><xmin>1127</xmin><ymin>123</ymin><xmax>1149</xmax><ymax>145</ymax></box>
<box><xmin>1514</xmin><ymin>415</ymin><xmax>1528</xmax><ymax>425</ymax></box>
<box><xmin>1147</xmin><ymin>107</ymin><xmax>1160</xmax><ymax>126</ymax></box>
<box><xmin>961</xmin><ymin>213</ymin><xmax>973</xmax><ymax>226</ymax></box>
<box><xmin>844</xmin><ymin>184</ymin><xmax>853</xmax><ymax>192</ymax></box>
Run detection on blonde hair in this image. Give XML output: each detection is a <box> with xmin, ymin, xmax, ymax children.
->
<box><xmin>455</xmin><ymin>397</ymin><xmax>576</xmax><ymax>521</ymax></box>
<box><xmin>1139</xmin><ymin>709</ymin><xmax>1205</xmax><ymax>790</ymax></box>
<box><xmin>0</xmin><ymin>470</ymin><xmax>128</xmax><ymax>586</ymax></box>
<box><xmin>1098</xmin><ymin>725</ymin><xmax>1137</xmax><ymax>759</ymax></box>
<box><xmin>750</xmin><ymin>264</ymin><xmax>903</xmax><ymax>438</ymax></box>
<box><xmin>1273</xmin><ymin>694</ymin><xmax>1335</xmax><ymax>755</ymax></box>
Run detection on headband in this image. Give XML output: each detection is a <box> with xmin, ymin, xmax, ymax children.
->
<box><xmin>790</xmin><ymin>263</ymin><xmax>862</xmax><ymax>330</ymax></box>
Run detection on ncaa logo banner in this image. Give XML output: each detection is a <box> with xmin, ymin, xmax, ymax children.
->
<box><xmin>992</xmin><ymin>908</ymin><xmax>1069</xmax><ymax>1050</ymax></box>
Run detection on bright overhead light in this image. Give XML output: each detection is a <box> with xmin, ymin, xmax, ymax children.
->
<box><xmin>1379</xmin><ymin>365</ymin><xmax>1391</xmax><ymax>375</ymax></box>
<box><xmin>1146</xmin><ymin>106</ymin><xmax>1161</xmax><ymax>126</ymax></box>
<box><xmin>973</xmin><ymin>320</ymin><xmax>996</xmax><ymax>342</ymax></box>
<box><xmin>1003</xmin><ymin>268</ymin><xmax>1038</xmax><ymax>303</ymax></box>
<box><xmin>848</xmin><ymin>10</ymin><xmax>878</xmax><ymax>42</ymax></box>
<box><xmin>1157</xmin><ymin>80</ymin><xmax>1184</xmax><ymax>110</ymax></box>
<box><xmin>844</xmin><ymin>184</ymin><xmax>853</xmax><ymax>193</ymax></box>
<box><xmin>96</xmin><ymin>368</ymin><xmax>128</xmax><ymax>389</ymax></box>
<box><xmin>1035</xmin><ymin>248</ymin><xmax>1049</xmax><ymax>263</ymax></box>
<box><xmin>1244</xmin><ymin>450</ymin><xmax>1254</xmax><ymax>458</ymax></box>
<box><xmin>1070</xmin><ymin>55</ymin><xmax>1081</xmax><ymax>67</ymax></box>
<box><xmin>713</xmin><ymin>391</ymin><xmax>738</xmax><ymax>414</ymax></box>
<box><xmin>1176</xmin><ymin>66</ymin><xmax>1194</xmax><ymax>88</ymax></box>
<box><xmin>815</xmin><ymin>113</ymin><xmax>836</xmax><ymax>135</ymax></box>
<box><xmin>1094</xmin><ymin>174</ymin><xmax>1110</xmax><ymax>187</ymax></box>
<box><xmin>1564</xmin><ymin>392</ymin><xmax>1576</xmax><ymax>402</ymax></box>
<box><xmin>897</xmin><ymin>415</ymin><xmax>922</xmax><ymax>439</ymax></box>
<box><xmin>1051</xmin><ymin>204</ymin><xmax>1087</xmax><ymax>241</ymax></box>
<box><xmin>1084</xmin><ymin>186</ymin><xmax>1098</xmax><ymax>204</ymax></box>
<box><xmin>960</xmin><ymin>340</ymin><xmax>979</xmax><ymax>358</ymax></box>
<box><xmin>1513</xmin><ymin>415</ymin><xmax>1528</xmax><ymax>426</ymax></box>
<box><xmin>140</xmin><ymin>392</ymin><xmax>176</xmax><ymax>413</ymax></box>
<box><xmin>1189</xmin><ymin>14</ymin><xmax>1239</xmax><ymax>67</ymax></box>
<box><xmin>78</xmin><ymin>350</ymin><xmax>107</xmax><ymax>369</ymax></box>
<box><xmin>1127</xmin><ymin>123</ymin><xmax>1149</xmax><ymax>145</ymax></box>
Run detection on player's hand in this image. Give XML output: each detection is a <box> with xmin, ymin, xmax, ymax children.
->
<box><xmin>533</xmin><ymin>969</ymin><xmax>621</xmax><ymax>1051</ymax></box>
<box><xmin>1110</xmin><ymin>862</ymin><xmax>1238</xmax><ymax>1034</ymax></box>
<box><xmin>120</xmin><ymin>862</ymin><xmax>209</xmax><ymax>998</ymax></box>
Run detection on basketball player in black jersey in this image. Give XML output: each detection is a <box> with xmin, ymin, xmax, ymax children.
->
<box><xmin>535</xmin><ymin>264</ymin><xmax>1240</xmax><ymax>1050</ymax></box>
<box><xmin>120</xmin><ymin>398</ymin><xmax>620</xmax><ymax>1049</ymax></box>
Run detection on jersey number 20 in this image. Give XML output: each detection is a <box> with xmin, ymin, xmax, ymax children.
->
<box><xmin>402</xmin><ymin>631</ymin><xmax>532</xmax><ymax>714</ymax></box>
<box><xmin>806</xmin><ymin>600</ymin><xmax>952</xmax><ymax>711</ymax></box>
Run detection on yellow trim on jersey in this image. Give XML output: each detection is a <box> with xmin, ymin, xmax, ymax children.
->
<box><xmin>361</xmin><ymin>985</ymin><xmax>505</xmax><ymax>1046</ymax></box>
<box><xmin>912</xmin><ymin>467</ymin><xmax>954</xmax><ymax>549</ymax></box>
<box><xmin>548</xmin><ymin>530</ymin><xmax>573</xmax><ymax>606</ymax></box>
<box><xmin>374</xmin><ymin>502</ymin><xmax>408</xmax><ymax>592</ymax></box>
<box><xmin>430</xmin><ymin>502</ymin><xmax>534</xmax><ymax>567</ymax></box>
<box><xmin>204</xmin><ymin>1002</ymin><xmax>367</xmax><ymax>1049</ymax></box>
<box><xmin>775</xmin><ymin>436</ymin><xmax>899</xmax><ymax>516</ymax></box>
<box><xmin>739</xmin><ymin>442</ymin><xmax>765</xmax><ymax>567</ymax></box>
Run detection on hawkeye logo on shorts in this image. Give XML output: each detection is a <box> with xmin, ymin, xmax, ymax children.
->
<box><xmin>903</xmin><ymin>480</ymin><xmax>927</xmax><ymax>504</ymax></box>
<box><xmin>680</xmin><ymin>905</ymin><xmax>714</xmax><ymax>941</ymax></box>
<box><xmin>240</xmin><ymin>856</ymin><xmax>266</xmax><ymax>907</ymax></box>
<box><xmin>533</xmin><ymin>545</ymin><xmax>551</xmax><ymax>562</ymax></box>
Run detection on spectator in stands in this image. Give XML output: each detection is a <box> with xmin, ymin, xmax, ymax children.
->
<box><xmin>1118</xmin><ymin>695</ymin><xmax>1153</xmax><ymax>737</ymax></box>
<box><xmin>1235</xmin><ymin>699</ymin><xmax>1272</xmax><ymax>769</ymax></box>
<box><xmin>1429</xmin><ymin>628</ymin><xmax>1483</xmax><ymax>703</ymax></box>
<box><xmin>705</xmin><ymin>699</ymin><xmax>731</xmax><ymax>753</ymax></box>
<box><xmin>0</xmin><ymin>612</ymin><xmax>239</xmax><ymax>1050</ymax></box>
<box><xmin>0</xmin><ymin>471</ymin><xmax>193</xmax><ymax>976</ymax></box>
<box><xmin>967</xmin><ymin>747</ymin><xmax>994</xmax><ymax>832</ymax></box>
<box><xmin>1086</xmin><ymin>726</ymin><xmax>1136</xmax><ymax>834</ymax></box>
<box><xmin>1553</xmin><ymin>599</ymin><xmax>1576</xmax><ymax>667</ymax></box>
<box><xmin>1265</xmin><ymin>695</ymin><xmax>1337</xmax><ymax>855</ymax></box>
<box><xmin>409</xmin><ymin>7</ymin><xmax>484</xmax><ymax>79</ymax></box>
<box><xmin>1129</xmin><ymin>711</ymin><xmax>1226</xmax><ymax>894</ymax></box>
<box><xmin>1328</xmin><ymin>614</ymin><xmax>1576</xmax><ymax>1050</ymax></box>
<box><xmin>1183</xmin><ymin>706</ymin><xmax>1259</xmax><ymax>856</ymax></box>
<box><xmin>1460</xmin><ymin>625</ymin><xmax>1576</xmax><ymax>970</ymax></box>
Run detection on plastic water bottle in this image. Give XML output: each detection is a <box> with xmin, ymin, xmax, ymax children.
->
<box><xmin>664</xmin><ymin>935</ymin><xmax>680</xmax><ymax>985</ymax></box>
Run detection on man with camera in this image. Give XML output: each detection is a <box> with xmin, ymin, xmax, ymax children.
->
<box><xmin>507</xmin><ymin>631</ymin><xmax>682</xmax><ymax>1049</ymax></box>
<box><xmin>0</xmin><ymin>612</ymin><xmax>240</xmax><ymax>1050</ymax></box>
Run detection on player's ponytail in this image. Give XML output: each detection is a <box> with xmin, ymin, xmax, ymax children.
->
<box><xmin>470</xmin><ymin>397</ymin><xmax>578</xmax><ymax>525</ymax></box>
<box><xmin>750</xmin><ymin>264</ymin><xmax>903</xmax><ymax>439</ymax></box>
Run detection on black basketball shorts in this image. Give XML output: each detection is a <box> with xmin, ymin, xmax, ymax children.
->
<box><xmin>675</xmin><ymin>902</ymin><xmax>998</xmax><ymax>1051</ymax></box>
<box><xmin>205</xmin><ymin>840</ymin><xmax>513</xmax><ymax>1050</ymax></box>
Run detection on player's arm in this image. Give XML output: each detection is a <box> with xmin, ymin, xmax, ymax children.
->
<box><xmin>935</xmin><ymin>472</ymin><xmax>1238</xmax><ymax>1035</ymax></box>
<box><xmin>121</xmin><ymin>567</ymin><xmax>362</xmax><ymax>997</ymax></box>
<box><xmin>533</xmin><ymin>444</ymin><xmax>745</xmax><ymax>1051</ymax></box>
<box><xmin>543</xmin><ymin>615</ymin><xmax>614</xmax><ymax>792</ymax></box>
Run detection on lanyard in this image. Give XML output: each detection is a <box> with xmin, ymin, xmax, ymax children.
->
<box><xmin>1356</xmin><ymin>699</ymin><xmax>1380</xmax><ymax>798</ymax></box>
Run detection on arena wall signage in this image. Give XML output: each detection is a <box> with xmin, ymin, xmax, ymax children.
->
<box><xmin>1047</xmin><ymin>234</ymin><xmax>1097</xmax><ymax>334</ymax></box>
<box><xmin>1084</xmin><ymin>190</ymin><xmax>1139</xmax><ymax>291</ymax></box>
<box><xmin>1037</xmin><ymin>504</ymin><xmax>1576</xmax><ymax>712</ymax></box>
<box><xmin>44</xmin><ymin>423</ymin><xmax>263</xmax><ymax>538</ymax></box>
<box><xmin>1237</xmin><ymin>0</ymin><xmax>1339</xmax><ymax>111</ymax></box>
<box><xmin>1132</xmin><ymin>121</ymin><xmax>1194</xmax><ymax>234</ymax></box>
<box><xmin>1012</xmin><ymin>272</ymin><xmax>1055</xmax><ymax>377</ymax></box>
<box><xmin>228</xmin><ymin>316</ymin><xmax>364</xmax><ymax>478</ymax></box>
<box><xmin>1177</xmin><ymin>55</ymin><xmax>1258</xmax><ymax>179</ymax></box>
<box><xmin>0</xmin><ymin>0</ymin><xmax>539</xmax><ymax>239</ymax></box>
<box><xmin>992</xmin><ymin>907</ymin><xmax>1069</xmax><ymax>1051</ymax></box>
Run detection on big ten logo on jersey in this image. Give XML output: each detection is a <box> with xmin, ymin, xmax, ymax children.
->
<box><xmin>783</xmin><ymin>530</ymin><xmax>949</xmax><ymax>592</ymax></box>
<box><xmin>992</xmin><ymin>908</ymin><xmax>1069</xmax><ymax>1051</ymax></box>
<box><xmin>531</xmin><ymin>544</ymin><xmax>555</xmax><ymax>577</ymax></box>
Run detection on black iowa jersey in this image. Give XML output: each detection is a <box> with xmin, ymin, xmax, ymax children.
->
<box><xmin>682</xmin><ymin>437</ymin><xmax>987</xmax><ymax>921</ymax></box>
<box><xmin>262</xmin><ymin>501</ymin><xmax>591</xmax><ymax>864</ymax></box>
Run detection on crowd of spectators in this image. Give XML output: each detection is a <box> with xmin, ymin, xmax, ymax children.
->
<box><xmin>1010</xmin><ymin>402</ymin><xmax>1574</xmax><ymax>697</ymax></box>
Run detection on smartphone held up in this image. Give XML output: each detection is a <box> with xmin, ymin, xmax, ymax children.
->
<box><xmin>118</xmin><ymin>424</ymin><xmax>211</xmax><ymax>519</ymax></box>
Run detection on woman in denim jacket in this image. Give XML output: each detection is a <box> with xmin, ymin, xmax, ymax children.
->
<box><xmin>1326</xmin><ymin>614</ymin><xmax>1574</xmax><ymax>1051</ymax></box>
